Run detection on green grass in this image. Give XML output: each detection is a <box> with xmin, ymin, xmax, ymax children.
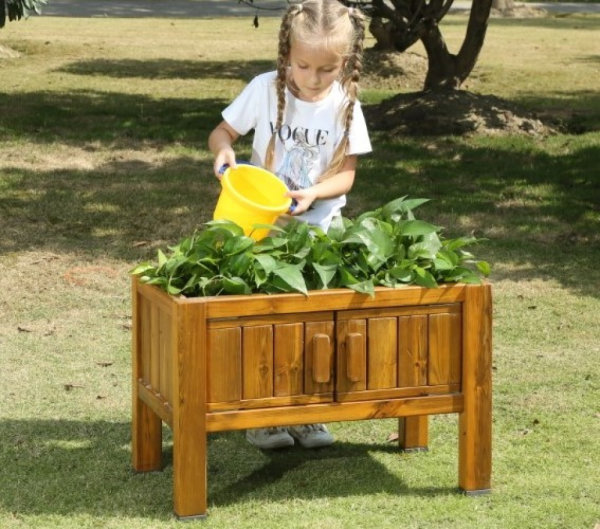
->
<box><xmin>1</xmin><ymin>14</ymin><xmax>599</xmax><ymax>529</ymax></box>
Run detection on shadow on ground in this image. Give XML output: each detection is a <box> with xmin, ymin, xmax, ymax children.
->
<box><xmin>0</xmin><ymin>60</ymin><xmax>598</xmax><ymax>298</ymax></box>
<box><xmin>57</xmin><ymin>58</ymin><xmax>275</xmax><ymax>81</ymax></box>
<box><xmin>1</xmin><ymin>419</ymin><xmax>452</xmax><ymax>518</ymax></box>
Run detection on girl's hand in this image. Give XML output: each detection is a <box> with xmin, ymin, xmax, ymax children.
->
<box><xmin>286</xmin><ymin>188</ymin><xmax>318</xmax><ymax>215</ymax></box>
<box><xmin>213</xmin><ymin>147</ymin><xmax>237</xmax><ymax>179</ymax></box>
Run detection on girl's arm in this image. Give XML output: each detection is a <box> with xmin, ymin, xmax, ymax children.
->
<box><xmin>286</xmin><ymin>155</ymin><xmax>357</xmax><ymax>215</ymax></box>
<box><xmin>208</xmin><ymin>120</ymin><xmax>240</xmax><ymax>178</ymax></box>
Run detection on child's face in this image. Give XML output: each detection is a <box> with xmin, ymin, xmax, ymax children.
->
<box><xmin>288</xmin><ymin>40</ymin><xmax>344</xmax><ymax>102</ymax></box>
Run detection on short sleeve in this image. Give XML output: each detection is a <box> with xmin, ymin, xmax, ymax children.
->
<box><xmin>347</xmin><ymin>101</ymin><xmax>372</xmax><ymax>156</ymax></box>
<box><xmin>221</xmin><ymin>76</ymin><xmax>262</xmax><ymax>135</ymax></box>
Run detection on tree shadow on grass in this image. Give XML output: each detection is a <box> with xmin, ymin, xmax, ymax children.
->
<box><xmin>0</xmin><ymin>419</ymin><xmax>452</xmax><ymax>518</ymax></box>
<box><xmin>350</xmin><ymin>134</ymin><xmax>600</xmax><ymax>297</ymax></box>
<box><xmin>1</xmin><ymin>132</ymin><xmax>599</xmax><ymax>298</ymax></box>
<box><xmin>0</xmin><ymin>158</ymin><xmax>223</xmax><ymax>260</ymax></box>
<box><xmin>57</xmin><ymin>58</ymin><xmax>275</xmax><ymax>82</ymax></box>
<box><xmin>0</xmin><ymin>90</ymin><xmax>226</xmax><ymax>145</ymax></box>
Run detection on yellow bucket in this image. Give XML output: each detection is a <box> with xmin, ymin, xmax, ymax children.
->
<box><xmin>213</xmin><ymin>164</ymin><xmax>292</xmax><ymax>240</ymax></box>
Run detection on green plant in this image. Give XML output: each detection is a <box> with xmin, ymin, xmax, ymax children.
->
<box><xmin>131</xmin><ymin>197</ymin><xmax>490</xmax><ymax>297</ymax></box>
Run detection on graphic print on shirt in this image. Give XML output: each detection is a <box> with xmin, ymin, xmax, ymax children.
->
<box><xmin>276</xmin><ymin>135</ymin><xmax>320</xmax><ymax>191</ymax></box>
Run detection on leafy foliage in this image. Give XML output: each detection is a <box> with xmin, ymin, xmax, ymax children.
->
<box><xmin>131</xmin><ymin>197</ymin><xmax>490</xmax><ymax>297</ymax></box>
<box><xmin>0</xmin><ymin>0</ymin><xmax>47</xmax><ymax>28</ymax></box>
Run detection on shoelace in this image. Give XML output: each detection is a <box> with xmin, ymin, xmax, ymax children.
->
<box><xmin>266</xmin><ymin>427</ymin><xmax>286</xmax><ymax>435</ymax></box>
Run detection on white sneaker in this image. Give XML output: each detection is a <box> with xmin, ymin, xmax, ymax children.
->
<box><xmin>246</xmin><ymin>427</ymin><xmax>295</xmax><ymax>450</ymax></box>
<box><xmin>287</xmin><ymin>424</ymin><xmax>334</xmax><ymax>449</ymax></box>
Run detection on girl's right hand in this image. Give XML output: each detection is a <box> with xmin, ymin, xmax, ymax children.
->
<box><xmin>213</xmin><ymin>147</ymin><xmax>237</xmax><ymax>179</ymax></box>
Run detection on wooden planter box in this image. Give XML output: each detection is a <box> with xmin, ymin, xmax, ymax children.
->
<box><xmin>131</xmin><ymin>277</ymin><xmax>492</xmax><ymax>519</ymax></box>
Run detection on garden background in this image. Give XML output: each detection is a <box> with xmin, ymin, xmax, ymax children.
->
<box><xmin>0</xmin><ymin>2</ymin><xmax>599</xmax><ymax>528</ymax></box>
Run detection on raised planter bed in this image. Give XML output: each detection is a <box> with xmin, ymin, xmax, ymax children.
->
<box><xmin>131</xmin><ymin>277</ymin><xmax>492</xmax><ymax>519</ymax></box>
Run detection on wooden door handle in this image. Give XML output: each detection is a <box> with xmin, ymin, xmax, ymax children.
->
<box><xmin>346</xmin><ymin>332</ymin><xmax>364</xmax><ymax>382</ymax></box>
<box><xmin>312</xmin><ymin>333</ymin><xmax>331</xmax><ymax>383</ymax></box>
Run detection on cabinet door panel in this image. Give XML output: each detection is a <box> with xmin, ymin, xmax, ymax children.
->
<box><xmin>336</xmin><ymin>305</ymin><xmax>462</xmax><ymax>400</ymax></box>
<box><xmin>207</xmin><ymin>327</ymin><xmax>242</xmax><ymax>403</ymax></box>
<box><xmin>242</xmin><ymin>325</ymin><xmax>274</xmax><ymax>400</ymax></box>
<box><xmin>398</xmin><ymin>315</ymin><xmax>428</xmax><ymax>387</ymax></box>
<box><xmin>367</xmin><ymin>317</ymin><xmax>398</xmax><ymax>390</ymax></box>
<box><xmin>428</xmin><ymin>312</ymin><xmax>462</xmax><ymax>385</ymax></box>
<box><xmin>274</xmin><ymin>323</ymin><xmax>304</xmax><ymax>397</ymax></box>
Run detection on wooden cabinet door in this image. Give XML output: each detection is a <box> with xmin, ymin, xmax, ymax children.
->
<box><xmin>336</xmin><ymin>304</ymin><xmax>462</xmax><ymax>401</ymax></box>
<box><xmin>206</xmin><ymin>312</ymin><xmax>334</xmax><ymax>411</ymax></box>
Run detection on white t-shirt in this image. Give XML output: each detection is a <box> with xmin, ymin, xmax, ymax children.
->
<box><xmin>222</xmin><ymin>71</ymin><xmax>372</xmax><ymax>231</ymax></box>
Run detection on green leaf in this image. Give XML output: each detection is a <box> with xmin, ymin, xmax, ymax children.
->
<box><xmin>204</xmin><ymin>219</ymin><xmax>245</xmax><ymax>236</ymax></box>
<box><xmin>222</xmin><ymin>276</ymin><xmax>252</xmax><ymax>295</ymax></box>
<box><xmin>166</xmin><ymin>283</ymin><xmax>182</xmax><ymax>295</ymax></box>
<box><xmin>326</xmin><ymin>215</ymin><xmax>347</xmax><ymax>241</ymax></box>
<box><xmin>413</xmin><ymin>266</ymin><xmax>438</xmax><ymax>288</ymax></box>
<box><xmin>223</xmin><ymin>235</ymin><xmax>254</xmax><ymax>256</ymax></box>
<box><xmin>272</xmin><ymin>265</ymin><xmax>308</xmax><ymax>295</ymax></box>
<box><xmin>129</xmin><ymin>262</ymin><xmax>155</xmax><ymax>276</ymax></box>
<box><xmin>399</xmin><ymin>220</ymin><xmax>439</xmax><ymax>237</ymax></box>
<box><xmin>253</xmin><ymin>254</ymin><xmax>278</xmax><ymax>275</ymax></box>
<box><xmin>381</xmin><ymin>196</ymin><xmax>429</xmax><ymax>219</ymax></box>
<box><xmin>312</xmin><ymin>262</ymin><xmax>338</xmax><ymax>289</ymax></box>
<box><xmin>476</xmin><ymin>260</ymin><xmax>492</xmax><ymax>276</ymax></box>
<box><xmin>433</xmin><ymin>256</ymin><xmax>455</xmax><ymax>271</ymax></box>
<box><xmin>347</xmin><ymin>278</ymin><xmax>375</xmax><ymax>297</ymax></box>
<box><xmin>444</xmin><ymin>236</ymin><xmax>477</xmax><ymax>251</ymax></box>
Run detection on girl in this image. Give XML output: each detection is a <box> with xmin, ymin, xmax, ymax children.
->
<box><xmin>208</xmin><ymin>0</ymin><xmax>371</xmax><ymax>449</ymax></box>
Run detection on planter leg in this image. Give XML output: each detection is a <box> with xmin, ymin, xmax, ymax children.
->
<box><xmin>132</xmin><ymin>396</ymin><xmax>163</xmax><ymax>472</ymax></box>
<box><xmin>398</xmin><ymin>416</ymin><xmax>429</xmax><ymax>452</ymax></box>
<box><xmin>172</xmin><ymin>302</ymin><xmax>208</xmax><ymax>519</ymax></box>
<box><xmin>459</xmin><ymin>284</ymin><xmax>492</xmax><ymax>494</ymax></box>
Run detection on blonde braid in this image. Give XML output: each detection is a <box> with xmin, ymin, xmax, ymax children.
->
<box><xmin>319</xmin><ymin>6</ymin><xmax>366</xmax><ymax>181</ymax></box>
<box><xmin>264</xmin><ymin>3</ymin><xmax>304</xmax><ymax>172</ymax></box>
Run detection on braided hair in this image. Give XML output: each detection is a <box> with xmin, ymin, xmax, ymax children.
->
<box><xmin>264</xmin><ymin>0</ymin><xmax>366</xmax><ymax>181</ymax></box>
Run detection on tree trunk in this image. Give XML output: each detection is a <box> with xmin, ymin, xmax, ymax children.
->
<box><xmin>420</xmin><ymin>23</ymin><xmax>459</xmax><ymax>89</ymax></box>
<box><xmin>420</xmin><ymin>0</ymin><xmax>493</xmax><ymax>90</ymax></box>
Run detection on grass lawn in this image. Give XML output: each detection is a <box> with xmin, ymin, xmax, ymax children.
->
<box><xmin>1</xmin><ymin>12</ymin><xmax>599</xmax><ymax>529</ymax></box>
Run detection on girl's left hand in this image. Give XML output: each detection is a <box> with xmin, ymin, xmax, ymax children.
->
<box><xmin>286</xmin><ymin>188</ymin><xmax>318</xmax><ymax>215</ymax></box>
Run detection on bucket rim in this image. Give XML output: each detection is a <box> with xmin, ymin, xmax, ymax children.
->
<box><xmin>222</xmin><ymin>164</ymin><xmax>292</xmax><ymax>214</ymax></box>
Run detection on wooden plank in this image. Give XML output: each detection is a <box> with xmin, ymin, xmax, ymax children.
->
<box><xmin>367</xmin><ymin>317</ymin><xmax>398</xmax><ymax>389</ymax></box>
<box><xmin>398</xmin><ymin>416</ymin><xmax>429</xmax><ymax>452</ymax></box>
<box><xmin>136</xmin><ymin>278</ymin><xmax>176</xmax><ymax>315</ymax></box>
<box><xmin>138</xmin><ymin>381</ymin><xmax>173</xmax><ymax>425</ymax></box>
<box><xmin>140</xmin><ymin>298</ymin><xmax>151</xmax><ymax>385</ymax></box>
<box><xmin>336</xmin><ymin>383</ymin><xmax>460</xmax><ymax>403</ymax></box>
<box><xmin>131</xmin><ymin>280</ymin><xmax>163</xmax><ymax>472</ymax></box>
<box><xmin>172</xmin><ymin>301</ymin><xmax>208</xmax><ymax>517</ymax></box>
<box><xmin>398</xmin><ymin>315</ymin><xmax>428</xmax><ymax>387</ymax></box>
<box><xmin>459</xmin><ymin>283</ymin><xmax>493</xmax><ymax>493</ymax></box>
<box><xmin>206</xmin><ymin>394</ymin><xmax>464</xmax><ymax>432</ymax></box>
<box><xmin>338</xmin><ymin>303</ymin><xmax>461</xmax><ymax>321</ymax></box>
<box><xmin>201</xmin><ymin>285</ymin><xmax>467</xmax><ymax>319</ymax></box>
<box><xmin>336</xmin><ymin>318</ymin><xmax>367</xmax><ymax>394</ymax></box>
<box><xmin>150</xmin><ymin>305</ymin><xmax>160</xmax><ymax>390</ymax></box>
<box><xmin>428</xmin><ymin>312</ymin><xmax>462</xmax><ymax>386</ymax></box>
<box><xmin>304</xmin><ymin>321</ymin><xmax>334</xmax><ymax>395</ymax></box>
<box><xmin>207</xmin><ymin>393</ymin><xmax>332</xmax><ymax>412</ymax></box>
<box><xmin>159</xmin><ymin>309</ymin><xmax>173</xmax><ymax>403</ymax></box>
<box><xmin>207</xmin><ymin>327</ymin><xmax>242</xmax><ymax>403</ymax></box>
<box><xmin>274</xmin><ymin>322</ymin><xmax>304</xmax><ymax>397</ymax></box>
<box><xmin>242</xmin><ymin>325</ymin><xmax>274</xmax><ymax>400</ymax></box>
<box><xmin>208</xmin><ymin>311</ymin><xmax>333</xmax><ymax>329</ymax></box>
